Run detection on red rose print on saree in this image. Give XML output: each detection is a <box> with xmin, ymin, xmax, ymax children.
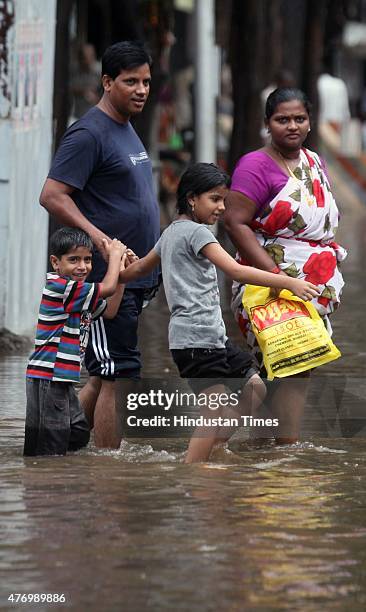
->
<box><xmin>303</xmin><ymin>252</ymin><xmax>337</xmax><ymax>285</ymax></box>
<box><xmin>318</xmin><ymin>296</ymin><xmax>331</xmax><ymax>307</ymax></box>
<box><xmin>262</xmin><ymin>201</ymin><xmax>293</xmax><ymax>234</ymax></box>
<box><xmin>312</xmin><ymin>179</ymin><xmax>325</xmax><ymax>207</ymax></box>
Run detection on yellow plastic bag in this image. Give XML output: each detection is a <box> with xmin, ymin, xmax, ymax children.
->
<box><xmin>242</xmin><ymin>285</ymin><xmax>341</xmax><ymax>380</ymax></box>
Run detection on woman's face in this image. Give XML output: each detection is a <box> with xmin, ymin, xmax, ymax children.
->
<box><xmin>266</xmin><ymin>99</ymin><xmax>310</xmax><ymax>151</ymax></box>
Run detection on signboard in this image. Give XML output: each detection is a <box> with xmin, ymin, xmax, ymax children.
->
<box><xmin>12</xmin><ymin>19</ymin><xmax>44</xmax><ymax>128</ymax></box>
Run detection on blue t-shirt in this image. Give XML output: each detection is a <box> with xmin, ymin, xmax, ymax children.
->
<box><xmin>48</xmin><ymin>107</ymin><xmax>160</xmax><ymax>288</ymax></box>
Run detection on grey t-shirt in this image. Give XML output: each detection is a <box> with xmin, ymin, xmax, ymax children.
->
<box><xmin>154</xmin><ymin>220</ymin><xmax>227</xmax><ymax>349</ymax></box>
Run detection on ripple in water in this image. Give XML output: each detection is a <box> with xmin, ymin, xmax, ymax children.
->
<box><xmin>88</xmin><ymin>439</ymin><xmax>182</xmax><ymax>463</ymax></box>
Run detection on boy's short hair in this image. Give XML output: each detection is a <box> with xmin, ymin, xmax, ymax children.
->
<box><xmin>50</xmin><ymin>228</ymin><xmax>93</xmax><ymax>258</ymax></box>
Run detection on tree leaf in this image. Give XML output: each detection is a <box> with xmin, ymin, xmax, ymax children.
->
<box><xmin>323</xmin><ymin>213</ymin><xmax>331</xmax><ymax>233</ymax></box>
<box><xmin>321</xmin><ymin>285</ymin><xmax>337</xmax><ymax>300</ymax></box>
<box><xmin>288</xmin><ymin>213</ymin><xmax>306</xmax><ymax>233</ymax></box>
<box><xmin>293</xmin><ymin>167</ymin><xmax>302</xmax><ymax>180</ymax></box>
<box><xmin>282</xmin><ymin>263</ymin><xmax>299</xmax><ymax>278</ymax></box>
<box><xmin>264</xmin><ymin>244</ymin><xmax>285</xmax><ymax>264</ymax></box>
<box><xmin>304</xmin><ymin>165</ymin><xmax>312</xmax><ymax>180</ymax></box>
<box><xmin>305</xmin><ymin>177</ymin><xmax>313</xmax><ymax>194</ymax></box>
<box><xmin>289</xmin><ymin>189</ymin><xmax>301</xmax><ymax>202</ymax></box>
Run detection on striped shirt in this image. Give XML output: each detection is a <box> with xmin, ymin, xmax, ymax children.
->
<box><xmin>26</xmin><ymin>273</ymin><xmax>106</xmax><ymax>383</ymax></box>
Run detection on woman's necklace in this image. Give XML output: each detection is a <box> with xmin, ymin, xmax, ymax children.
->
<box><xmin>274</xmin><ymin>145</ymin><xmax>317</xmax><ymax>208</ymax></box>
<box><xmin>279</xmin><ymin>154</ymin><xmax>300</xmax><ymax>179</ymax></box>
<box><xmin>271</xmin><ymin>144</ymin><xmax>302</xmax><ymax>180</ymax></box>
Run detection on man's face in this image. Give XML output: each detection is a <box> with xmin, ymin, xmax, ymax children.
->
<box><xmin>103</xmin><ymin>63</ymin><xmax>151</xmax><ymax>120</ymax></box>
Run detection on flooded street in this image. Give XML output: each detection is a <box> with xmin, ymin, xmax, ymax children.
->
<box><xmin>1</xmin><ymin>162</ymin><xmax>366</xmax><ymax>611</ymax></box>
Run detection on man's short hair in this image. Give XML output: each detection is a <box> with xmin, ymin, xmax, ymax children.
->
<box><xmin>50</xmin><ymin>227</ymin><xmax>93</xmax><ymax>258</ymax></box>
<box><xmin>102</xmin><ymin>41</ymin><xmax>152</xmax><ymax>79</ymax></box>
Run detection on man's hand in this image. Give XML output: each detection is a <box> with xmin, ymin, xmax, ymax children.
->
<box><xmin>91</xmin><ymin>231</ymin><xmax>113</xmax><ymax>261</ymax></box>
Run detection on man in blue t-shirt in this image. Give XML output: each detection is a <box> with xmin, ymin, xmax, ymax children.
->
<box><xmin>40</xmin><ymin>41</ymin><xmax>160</xmax><ymax>449</ymax></box>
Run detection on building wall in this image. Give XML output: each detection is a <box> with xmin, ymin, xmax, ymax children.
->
<box><xmin>0</xmin><ymin>0</ymin><xmax>56</xmax><ymax>336</ymax></box>
<box><xmin>0</xmin><ymin>1</ymin><xmax>15</xmax><ymax>331</ymax></box>
<box><xmin>0</xmin><ymin>122</ymin><xmax>9</xmax><ymax>328</ymax></box>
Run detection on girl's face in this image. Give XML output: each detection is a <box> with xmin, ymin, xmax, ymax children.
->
<box><xmin>266</xmin><ymin>99</ymin><xmax>310</xmax><ymax>151</ymax></box>
<box><xmin>189</xmin><ymin>185</ymin><xmax>228</xmax><ymax>225</ymax></box>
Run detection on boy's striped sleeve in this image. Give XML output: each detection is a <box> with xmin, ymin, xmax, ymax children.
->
<box><xmin>63</xmin><ymin>280</ymin><xmax>101</xmax><ymax>313</ymax></box>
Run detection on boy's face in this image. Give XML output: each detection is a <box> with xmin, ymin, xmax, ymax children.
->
<box><xmin>50</xmin><ymin>246</ymin><xmax>92</xmax><ymax>281</ymax></box>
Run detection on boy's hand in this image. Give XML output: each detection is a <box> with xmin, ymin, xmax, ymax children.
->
<box><xmin>102</xmin><ymin>238</ymin><xmax>126</xmax><ymax>259</ymax></box>
<box><xmin>125</xmin><ymin>249</ymin><xmax>139</xmax><ymax>267</ymax></box>
<box><xmin>287</xmin><ymin>278</ymin><xmax>320</xmax><ymax>301</ymax></box>
<box><xmin>120</xmin><ymin>252</ymin><xmax>128</xmax><ymax>272</ymax></box>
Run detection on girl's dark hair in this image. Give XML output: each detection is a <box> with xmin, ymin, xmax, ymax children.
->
<box><xmin>265</xmin><ymin>87</ymin><xmax>312</xmax><ymax>120</ymax></box>
<box><xmin>50</xmin><ymin>227</ymin><xmax>93</xmax><ymax>258</ymax></box>
<box><xmin>102</xmin><ymin>41</ymin><xmax>152</xmax><ymax>79</ymax></box>
<box><xmin>176</xmin><ymin>163</ymin><xmax>231</xmax><ymax>215</ymax></box>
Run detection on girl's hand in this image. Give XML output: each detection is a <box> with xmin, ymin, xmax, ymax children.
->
<box><xmin>270</xmin><ymin>270</ymin><xmax>288</xmax><ymax>298</ymax></box>
<box><xmin>126</xmin><ymin>249</ymin><xmax>139</xmax><ymax>266</ymax></box>
<box><xmin>287</xmin><ymin>278</ymin><xmax>320</xmax><ymax>301</ymax></box>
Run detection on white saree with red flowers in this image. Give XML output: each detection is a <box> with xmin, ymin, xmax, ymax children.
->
<box><xmin>232</xmin><ymin>147</ymin><xmax>347</xmax><ymax>364</ymax></box>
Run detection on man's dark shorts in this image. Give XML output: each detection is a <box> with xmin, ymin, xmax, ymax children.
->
<box><xmin>171</xmin><ymin>339</ymin><xmax>258</xmax><ymax>394</ymax></box>
<box><xmin>24</xmin><ymin>379</ymin><xmax>90</xmax><ymax>456</ymax></box>
<box><xmin>85</xmin><ymin>288</ymin><xmax>144</xmax><ymax>380</ymax></box>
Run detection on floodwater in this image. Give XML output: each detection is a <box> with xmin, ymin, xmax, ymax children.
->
<box><xmin>1</xmin><ymin>162</ymin><xmax>366</xmax><ymax>611</ymax></box>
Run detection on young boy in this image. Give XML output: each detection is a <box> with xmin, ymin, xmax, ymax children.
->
<box><xmin>24</xmin><ymin>227</ymin><xmax>127</xmax><ymax>456</ymax></box>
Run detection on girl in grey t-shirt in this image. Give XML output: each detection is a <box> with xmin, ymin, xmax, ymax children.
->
<box><xmin>119</xmin><ymin>163</ymin><xmax>320</xmax><ymax>462</ymax></box>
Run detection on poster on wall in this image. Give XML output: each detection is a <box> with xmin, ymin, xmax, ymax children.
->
<box><xmin>12</xmin><ymin>19</ymin><xmax>43</xmax><ymax>129</ymax></box>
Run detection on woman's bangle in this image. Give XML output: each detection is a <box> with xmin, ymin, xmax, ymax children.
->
<box><xmin>269</xmin><ymin>265</ymin><xmax>281</xmax><ymax>274</ymax></box>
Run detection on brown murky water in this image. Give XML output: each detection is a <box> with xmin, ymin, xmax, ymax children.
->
<box><xmin>1</xmin><ymin>162</ymin><xmax>366</xmax><ymax>611</ymax></box>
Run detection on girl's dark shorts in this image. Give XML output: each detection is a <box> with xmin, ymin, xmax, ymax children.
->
<box><xmin>171</xmin><ymin>339</ymin><xmax>257</xmax><ymax>394</ymax></box>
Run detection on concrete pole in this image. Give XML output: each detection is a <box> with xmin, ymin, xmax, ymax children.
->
<box><xmin>194</xmin><ymin>0</ymin><xmax>218</xmax><ymax>163</ymax></box>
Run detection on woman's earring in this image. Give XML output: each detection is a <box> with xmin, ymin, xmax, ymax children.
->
<box><xmin>308</xmin><ymin>128</ymin><xmax>311</xmax><ymax>133</ymax></box>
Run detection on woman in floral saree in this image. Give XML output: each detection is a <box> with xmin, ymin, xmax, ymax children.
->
<box><xmin>224</xmin><ymin>88</ymin><xmax>346</xmax><ymax>444</ymax></box>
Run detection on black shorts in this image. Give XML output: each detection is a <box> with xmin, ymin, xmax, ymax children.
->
<box><xmin>171</xmin><ymin>339</ymin><xmax>257</xmax><ymax>394</ymax></box>
<box><xmin>85</xmin><ymin>289</ymin><xmax>144</xmax><ymax>380</ymax></box>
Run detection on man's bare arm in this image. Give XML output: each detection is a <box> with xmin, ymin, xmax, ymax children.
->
<box><xmin>40</xmin><ymin>178</ymin><xmax>111</xmax><ymax>256</ymax></box>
